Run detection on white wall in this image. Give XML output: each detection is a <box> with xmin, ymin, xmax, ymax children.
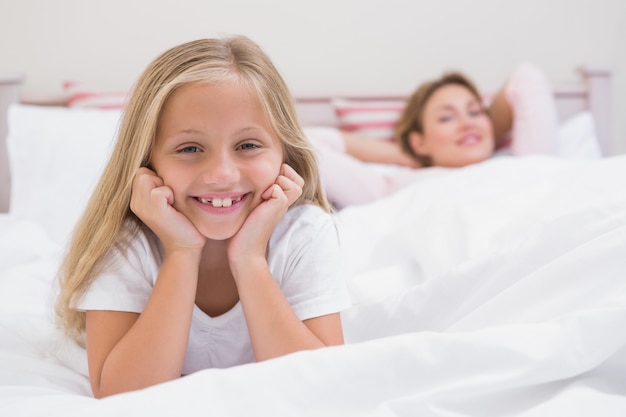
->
<box><xmin>1</xmin><ymin>0</ymin><xmax>624</xmax><ymax>154</ymax></box>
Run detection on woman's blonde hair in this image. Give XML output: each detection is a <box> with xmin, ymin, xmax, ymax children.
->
<box><xmin>55</xmin><ymin>35</ymin><xmax>330</xmax><ymax>343</ymax></box>
<box><xmin>394</xmin><ymin>72</ymin><xmax>483</xmax><ymax>166</ymax></box>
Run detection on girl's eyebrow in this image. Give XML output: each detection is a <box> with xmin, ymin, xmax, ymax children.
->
<box><xmin>179</xmin><ymin>129</ymin><xmax>202</xmax><ymax>135</ymax></box>
<box><xmin>174</xmin><ymin>126</ymin><xmax>267</xmax><ymax>135</ymax></box>
<box><xmin>164</xmin><ymin>125</ymin><xmax>273</xmax><ymax>142</ymax></box>
<box><xmin>236</xmin><ymin>126</ymin><xmax>270</xmax><ymax>135</ymax></box>
<box><xmin>164</xmin><ymin>128</ymin><xmax>203</xmax><ymax>137</ymax></box>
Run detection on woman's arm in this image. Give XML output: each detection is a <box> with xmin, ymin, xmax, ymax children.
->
<box><xmin>486</xmin><ymin>86</ymin><xmax>514</xmax><ymax>149</ymax></box>
<box><xmin>487</xmin><ymin>63</ymin><xmax>559</xmax><ymax>154</ymax></box>
<box><xmin>342</xmin><ymin>131</ymin><xmax>422</xmax><ymax>168</ymax></box>
<box><xmin>308</xmin><ymin>128</ymin><xmax>412</xmax><ymax>208</ymax></box>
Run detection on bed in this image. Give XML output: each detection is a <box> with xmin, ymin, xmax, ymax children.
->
<box><xmin>1</xmin><ymin>67</ymin><xmax>625</xmax><ymax>416</ymax></box>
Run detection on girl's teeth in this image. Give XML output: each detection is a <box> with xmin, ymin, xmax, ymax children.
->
<box><xmin>207</xmin><ymin>197</ymin><xmax>233</xmax><ymax>208</ymax></box>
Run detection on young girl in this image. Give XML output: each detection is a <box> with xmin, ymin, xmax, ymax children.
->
<box><xmin>309</xmin><ymin>63</ymin><xmax>559</xmax><ymax>208</ymax></box>
<box><xmin>55</xmin><ymin>35</ymin><xmax>351</xmax><ymax>398</ymax></box>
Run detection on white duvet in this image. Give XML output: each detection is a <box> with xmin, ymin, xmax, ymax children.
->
<box><xmin>1</xmin><ymin>154</ymin><xmax>625</xmax><ymax>416</ymax></box>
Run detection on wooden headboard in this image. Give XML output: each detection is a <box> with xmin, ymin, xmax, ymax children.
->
<box><xmin>0</xmin><ymin>67</ymin><xmax>614</xmax><ymax>213</ymax></box>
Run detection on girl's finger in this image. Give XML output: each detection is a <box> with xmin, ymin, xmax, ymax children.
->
<box><xmin>151</xmin><ymin>186</ymin><xmax>174</xmax><ymax>207</ymax></box>
<box><xmin>276</xmin><ymin>175</ymin><xmax>302</xmax><ymax>194</ymax></box>
<box><xmin>262</xmin><ymin>183</ymin><xmax>282</xmax><ymax>201</ymax></box>
<box><xmin>275</xmin><ymin>177</ymin><xmax>302</xmax><ymax>207</ymax></box>
<box><xmin>280</xmin><ymin>164</ymin><xmax>305</xmax><ymax>187</ymax></box>
<box><xmin>133</xmin><ymin>167</ymin><xmax>164</xmax><ymax>190</ymax></box>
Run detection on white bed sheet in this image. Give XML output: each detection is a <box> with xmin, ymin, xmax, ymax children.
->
<box><xmin>1</xmin><ymin>155</ymin><xmax>626</xmax><ymax>416</ymax></box>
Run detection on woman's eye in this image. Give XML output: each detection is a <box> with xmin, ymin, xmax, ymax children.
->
<box><xmin>179</xmin><ymin>146</ymin><xmax>201</xmax><ymax>153</ymax></box>
<box><xmin>438</xmin><ymin>115</ymin><xmax>452</xmax><ymax>123</ymax></box>
<box><xmin>469</xmin><ymin>109</ymin><xmax>483</xmax><ymax>117</ymax></box>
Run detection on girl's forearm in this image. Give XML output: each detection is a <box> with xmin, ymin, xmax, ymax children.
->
<box><xmin>94</xmin><ymin>249</ymin><xmax>200</xmax><ymax>397</ymax></box>
<box><xmin>232</xmin><ymin>257</ymin><xmax>326</xmax><ymax>362</ymax></box>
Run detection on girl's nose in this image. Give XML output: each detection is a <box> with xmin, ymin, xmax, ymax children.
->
<box><xmin>203</xmin><ymin>151</ymin><xmax>239</xmax><ymax>185</ymax></box>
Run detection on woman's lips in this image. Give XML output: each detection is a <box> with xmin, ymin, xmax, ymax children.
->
<box><xmin>458</xmin><ymin>134</ymin><xmax>480</xmax><ymax>146</ymax></box>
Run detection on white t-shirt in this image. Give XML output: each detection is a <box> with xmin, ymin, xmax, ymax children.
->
<box><xmin>75</xmin><ymin>204</ymin><xmax>351</xmax><ymax>374</ymax></box>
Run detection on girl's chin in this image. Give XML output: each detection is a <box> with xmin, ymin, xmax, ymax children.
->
<box><xmin>204</xmin><ymin>233</ymin><xmax>235</xmax><ymax>241</ymax></box>
<box><xmin>195</xmin><ymin>224</ymin><xmax>242</xmax><ymax>242</ymax></box>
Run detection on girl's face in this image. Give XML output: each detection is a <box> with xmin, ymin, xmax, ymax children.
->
<box><xmin>409</xmin><ymin>84</ymin><xmax>495</xmax><ymax>167</ymax></box>
<box><xmin>151</xmin><ymin>81</ymin><xmax>284</xmax><ymax>241</ymax></box>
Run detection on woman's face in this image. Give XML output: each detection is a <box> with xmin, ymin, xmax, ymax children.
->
<box><xmin>409</xmin><ymin>84</ymin><xmax>495</xmax><ymax>167</ymax></box>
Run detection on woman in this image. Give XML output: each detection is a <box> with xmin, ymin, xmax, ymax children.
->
<box><xmin>308</xmin><ymin>63</ymin><xmax>558</xmax><ymax>208</ymax></box>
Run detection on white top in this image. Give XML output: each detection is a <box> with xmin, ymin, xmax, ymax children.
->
<box><xmin>75</xmin><ymin>204</ymin><xmax>351</xmax><ymax>374</ymax></box>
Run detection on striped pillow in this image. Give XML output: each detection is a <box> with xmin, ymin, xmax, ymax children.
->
<box><xmin>64</xmin><ymin>81</ymin><xmax>128</xmax><ymax>109</ymax></box>
<box><xmin>332</xmin><ymin>98</ymin><xmax>405</xmax><ymax>141</ymax></box>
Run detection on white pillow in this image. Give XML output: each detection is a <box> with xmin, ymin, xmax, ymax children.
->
<box><xmin>555</xmin><ymin>111</ymin><xmax>602</xmax><ymax>159</ymax></box>
<box><xmin>7</xmin><ymin>104</ymin><xmax>122</xmax><ymax>246</ymax></box>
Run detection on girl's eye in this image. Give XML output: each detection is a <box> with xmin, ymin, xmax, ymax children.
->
<box><xmin>469</xmin><ymin>109</ymin><xmax>483</xmax><ymax>117</ymax></box>
<box><xmin>237</xmin><ymin>142</ymin><xmax>260</xmax><ymax>151</ymax></box>
<box><xmin>438</xmin><ymin>115</ymin><xmax>453</xmax><ymax>123</ymax></box>
<box><xmin>179</xmin><ymin>146</ymin><xmax>201</xmax><ymax>153</ymax></box>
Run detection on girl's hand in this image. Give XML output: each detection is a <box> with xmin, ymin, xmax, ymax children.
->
<box><xmin>227</xmin><ymin>164</ymin><xmax>304</xmax><ymax>266</ymax></box>
<box><xmin>130</xmin><ymin>167</ymin><xmax>206</xmax><ymax>251</ymax></box>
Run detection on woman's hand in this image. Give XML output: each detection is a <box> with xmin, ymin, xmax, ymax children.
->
<box><xmin>227</xmin><ymin>164</ymin><xmax>304</xmax><ymax>267</ymax></box>
<box><xmin>130</xmin><ymin>167</ymin><xmax>206</xmax><ymax>251</ymax></box>
<box><xmin>393</xmin><ymin>145</ymin><xmax>423</xmax><ymax>168</ymax></box>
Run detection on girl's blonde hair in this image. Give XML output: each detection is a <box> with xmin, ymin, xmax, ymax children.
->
<box><xmin>394</xmin><ymin>72</ymin><xmax>483</xmax><ymax>167</ymax></box>
<box><xmin>55</xmin><ymin>35</ymin><xmax>331</xmax><ymax>343</ymax></box>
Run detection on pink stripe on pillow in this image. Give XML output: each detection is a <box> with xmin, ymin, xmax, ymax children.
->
<box><xmin>64</xmin><ymin>81</ymin><xmax>128</xmax><ymax>109</ymax></box>
<box><xmin>335</xmin><ymin>105</ymin><xmax>404</xmax><ymax>116</ymax></box>
<box><xmin>341</xmin><ymin>121</ymin><xmax>397</xmax><ymax>131</ymax></box>
<box><xmin>332</xmin><ymin>98</ymin><xmax>404</xmax><ymax>141</ymax></box>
